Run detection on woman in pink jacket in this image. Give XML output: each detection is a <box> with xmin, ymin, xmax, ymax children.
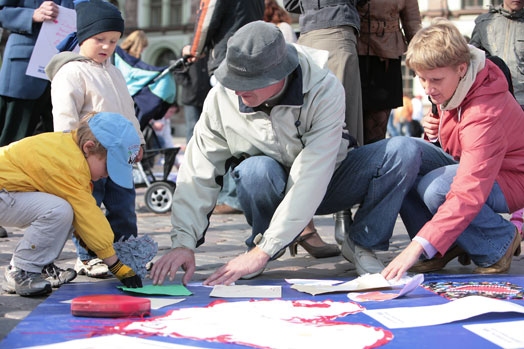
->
<box><xmin>382</xmin><ymin>18</ymin><xmax>524</xmax><ymax>281</ymax></box>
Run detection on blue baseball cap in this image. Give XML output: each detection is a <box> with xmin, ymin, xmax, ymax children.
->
<box><xmin>88</xmin><ymin>112</ymin><xmax>141</xmax><ymax>189</ymax></box>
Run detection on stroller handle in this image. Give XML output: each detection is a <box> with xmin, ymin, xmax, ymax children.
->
<box><xmin>153</xmin><ymin>57</ymin><xmax>191</xmax><ymax>82</ymax></box>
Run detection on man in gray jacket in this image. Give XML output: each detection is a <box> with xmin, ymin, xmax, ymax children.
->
<box><xmin>150</xmin><ymin>21</ymin><xmax>422</xmax><ymax>285</ymax></box>
<box><xmin>470</xmin><ymin>0</ymin><xmax>524</xmax><ymax>107</ymax></box>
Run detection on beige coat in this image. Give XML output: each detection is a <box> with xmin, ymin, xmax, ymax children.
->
<box><xmin>357</xmin><ymin>0</ymin><xmax>421</xmax><ymax>59</ymax></box>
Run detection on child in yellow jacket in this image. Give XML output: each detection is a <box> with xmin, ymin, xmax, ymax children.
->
<box><xmin>0</xmin><ymin>112</ymin><xmax>143</xmax><ymax>296</ymax></box>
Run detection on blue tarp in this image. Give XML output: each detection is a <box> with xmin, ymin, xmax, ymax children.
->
<box><xmin>2</xmin><ymin>274</ymin><xmax>524</xmax><ymax>348</ymax></box>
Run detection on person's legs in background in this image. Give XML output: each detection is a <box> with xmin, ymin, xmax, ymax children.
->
<box><xmin>297</xmin><ymin>26</ymin><xmax>364</xmax><ymax>245</ymax></box>
<box><xmin>0</xmin><ymin>87</ymin><xmax>54</xmax><ymax>238</ymax></box>
<box><xmin>184</xmin><ymin>104</ymin><xmax>202</xmax><ymax>144</ymax></box>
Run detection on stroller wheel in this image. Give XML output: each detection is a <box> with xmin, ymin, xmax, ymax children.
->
<box><xmin>144</xmin><ymin>182</ymin><xmax>175</xmax><ymax>214</ymax></box>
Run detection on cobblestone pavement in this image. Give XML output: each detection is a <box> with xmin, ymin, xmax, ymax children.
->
<box><xmin>1</xmin><ymin>187</ymin><xmax>523</xmax><ymax>341</ymax></box>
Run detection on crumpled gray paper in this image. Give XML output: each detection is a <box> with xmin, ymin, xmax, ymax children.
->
<box><xmin>113</xmin><ymin>235</ymin><xmax>158</xmax><ymax>279</ymax></box>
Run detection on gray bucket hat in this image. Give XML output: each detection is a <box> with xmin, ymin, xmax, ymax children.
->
<box><xmin>214</xmin><ymin>21</ymin><xmax>299</xmax><ymax>91</ymax></box>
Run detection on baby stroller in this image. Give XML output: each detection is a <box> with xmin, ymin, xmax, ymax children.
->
<box><xmin>134</xmin><ymin>125</ymin><xmax>181</xmax><ymax>214</ymax></box>
<box><xmin>119</xmin><ymin>54</ymin><xmax>189</xmax><ymax>213</ymax></box>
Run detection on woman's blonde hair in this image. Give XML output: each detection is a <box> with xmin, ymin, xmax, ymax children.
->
<box><xmin>120</xmin><ymin>30</ymin><xmax>148</xmax><ymax>58</ymax></box>
<box><xmin>406</xmin><ymin>17</ymin><xmax>470</xmax><ymax>72</ymax></box>
<box><xmin>76</xmin><ymin>112</ymin><xmax>107</xmax><ymax>157</ymax></box>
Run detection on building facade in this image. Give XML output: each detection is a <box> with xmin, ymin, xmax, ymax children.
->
<box><xmin>0</xmin><ymin>0</ymin><xmax>502</xmax><ymax>136</ymax></box>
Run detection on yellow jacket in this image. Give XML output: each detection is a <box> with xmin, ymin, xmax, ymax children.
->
<box><xmin>0</xmin><ymin>131</ymin><xmax>116</xmax><ymax>259</ymax></box>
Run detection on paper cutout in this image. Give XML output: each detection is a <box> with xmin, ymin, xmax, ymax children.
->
<box><xmin>464</xmin><ymin>320</ymin><xmax>524</xmax><ymax>349</ymax></box>
<box><xmin>118</xmin><ymin>284</ymin><xmax>192</xmax><ymax>296</ymax></box>
<box><xmin>365</xmin><ymin>295</ymin><xmax>524</xmax><ymax>329</ymax></box>
<box><xmin>108</xmin><ymin>299</ymin><xmax>393</xmax><ymax>349</ymax></box>
<box><xmin>149</xmin><ymin>298</ymin><xmax>186</xmax><ymax>310</ymax></box>
<box><xmin>210</xmin><ymin>285</ymin><xmax>282</xmax><ymax>298</ymax></box>
<box><xmin>291</xmin><ymin>273</ymin><xmax>396</xmax><ymax>295</ymax></box>
<box><xmin>347</xmin><ymin>274</ymin><xmax>424</xmax><ymax>302</ymax></box>
<box><xmin>422</xmin><ymin>281</ymin><xmax>524</xmax><ymax>300</ymax></box>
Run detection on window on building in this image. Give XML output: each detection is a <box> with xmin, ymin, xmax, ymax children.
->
<box><xmin>170</xmin><ymin>0</ymin><xmax>183</xmax><ymax>26</ymax></box>
<box><xmin>462</xmin><ymin>0</ymin><xmax>486</xmax><ymax>8</ymax></box>
<box><xmin>150</xmin><ymin>0</ymin><xmax>162</xmax><ymax>26</ymax></box>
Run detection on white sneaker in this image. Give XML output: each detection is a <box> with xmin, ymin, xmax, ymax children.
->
<box><xmin>341</xmin><ymin>237</ymin><xmax>385</xmax><ymax>276</ymax></box>
<box><xmin>74</xmin><ymin>258</ymin><xmax>109</xmax><ymax>278</ymax></box>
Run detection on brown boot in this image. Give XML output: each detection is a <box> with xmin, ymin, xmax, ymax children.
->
<box><xmin>409</xmin><ymin>245</ymin><xmax>471</xmax><ymax>273</ymax></box>
<box><xmin>474</xmin><ymin>230</ymin><xmax>522</xmax><ymax>274</ymax></box>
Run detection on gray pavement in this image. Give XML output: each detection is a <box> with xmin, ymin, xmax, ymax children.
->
<box><xmin>1</xmin><ymin>187</ymin><xmax>524</xmax><ymax>341</ymax></box>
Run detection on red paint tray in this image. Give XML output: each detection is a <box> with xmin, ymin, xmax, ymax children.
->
<box><xmin>71</xmin><ymin>294</ymin><xmax>151</xmax><ymax>318</ymax></box>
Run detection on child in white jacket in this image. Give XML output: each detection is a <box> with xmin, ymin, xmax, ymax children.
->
<box><xmin>46</xmin><ymin>0</ymin><xmax>145</xmax><ymax>279</ymax></box>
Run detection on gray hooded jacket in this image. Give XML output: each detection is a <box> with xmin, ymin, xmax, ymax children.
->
<box><xmin>470</xmin><ymin>5</ymin><xmax>524</xmax><ymax>105</ymax></box>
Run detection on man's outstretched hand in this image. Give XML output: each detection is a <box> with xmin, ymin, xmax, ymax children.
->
<box><xmin>150</xmin><ymin>247</ymin><xmax>196</xmax><ymax>285</ymax></box>
<box><xmin>204</xmin><ymin>247</ymin><xmax>270</xmax><ymax>286</ymax></box>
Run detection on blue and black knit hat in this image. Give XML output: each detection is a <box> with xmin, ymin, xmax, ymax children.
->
<box><xmin>75</xmin><ymin>0</ymin><xmax>124</xmax><ymax>45</ymax></box>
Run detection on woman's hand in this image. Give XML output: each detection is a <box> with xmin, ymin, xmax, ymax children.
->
<box><xmin>381</xmin><ymin>241</ymin><xmax>424</xmax><ymax>281</ymax></box>
<box><xmin>422</xmin><ymin>112</ymin><xmax>440</xmax><ymax>141</ymax></box>
<box><xmin>33</xmin><ymin>1</ymin><xmax>58</xmax><ymax>23</ymax></box>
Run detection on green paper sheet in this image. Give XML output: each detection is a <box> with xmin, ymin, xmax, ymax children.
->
<box><xmin>118</xmin><ymin>284</ymin><xmax>192</xmax><ymax>296</ymax></box>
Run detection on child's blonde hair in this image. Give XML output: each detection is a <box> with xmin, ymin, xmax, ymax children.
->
<box><xmin>76</xmin><ymin>112</ymin><xmax>107</xmax><ymax>157</ymax></box>
<box><xmin>406</xmin><ymin>17</ymin><xmax>470</xmax><ymax>72</ymax></box>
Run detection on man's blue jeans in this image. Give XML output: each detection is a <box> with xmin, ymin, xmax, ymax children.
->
<box><xmin>232</xmin><ymin>137</ymin><xmax>421</xmax><ymax>250</ymax></box>
<box><xmin>400</xmin><ymin>138</ymin><xmax>515</xmax><ymax>267</ymax></box>
<box><xmin>73</xmin><ymin>177</ymin><xmax>138</xmax><ymax>260</ymax></box>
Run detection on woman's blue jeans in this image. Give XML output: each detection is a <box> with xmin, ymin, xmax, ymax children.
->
<box><xmin>400</xmin><ymin>138</ymin><xmax>515</xmax><ymax>267</ymax></box>
<box><xmin>73</xmin><ymin>177</ymin><xmax>138</xmax><ymax>260</ymax></box>
<box><xmin>232</xmin><ymin>137</ymin><xmax>421</xmax><ymax>251</ymax></box>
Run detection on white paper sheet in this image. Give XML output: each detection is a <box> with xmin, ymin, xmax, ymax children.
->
<box><xmin>464</xmin><ymin>320</ymin><xmax>524</xmax><ymax>348</ymax></box>
<box><xmin>149</xmin><ymin>297</ymin><xmax>185</xmax><ymax>309</ymax></box>
<box><xmin>26</xmin><ymin>5</ymin><xmax>77</xmax><ymax>80</ymax></box>
<box><xmin>285</xmin><ymin>278</ymin><xmax>344</xmax><ymax>286</ymax></box>
<box><xmin>20</xmin><ymin>334</ymin><xmax>195</xmax><ymax>348</ymax></box>
<box><xmin>347</xmin><ymin>274</ymin><xmax>424</xmax><ymax>302</ymax></box>
<box><xmin>210</xmin><ymin>284</ymin><xmax>282</xmax><ymax>298</ymax></box>
<box><xmin>291</xmin><ymin>273</ymin><xmax>406</xmax><ymax>295</ymax></box>
<box><xmin>365</xmin><ymin>295</ymin><xmax>524</xmax><ymax>329</ymax></box>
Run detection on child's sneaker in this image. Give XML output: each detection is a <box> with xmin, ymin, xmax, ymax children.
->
<box><xmin>2</xmin><ymin>266</ymin><xmax>52</xmax><ymax>296</ymax></box>
<box><xmin>41</xmin><ymin>263</ymin><xmax>77</xmax><ymax>288</ymax></box>
<box><xmin>74</xmin><ymin>258</ymin><xmax>109</xmax><ymax>278</ymax></box>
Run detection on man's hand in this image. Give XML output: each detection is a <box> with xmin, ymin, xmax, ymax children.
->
<box><xmin>182</xmin><ymin>45</ymin><xmax>197</xmax><ymax>63</ymax></box>
<box><xmin>33</xmin><ymin>1</ymin><xmax>58</xmax><ymax>23</ymax></box>
<box><xmin>381</xmin><ymin>241</ymin><xmax>424</xmax><ymax>281</ymax></box>
<box><xmin>150</xmin><ymin>247</ymin><xmax>195</xmax><ymax>285</ymax></box>
<box><xmin>204</xmin><ymin>247</ymin><xmax>270</xmax><ymax>286</ymax></box>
